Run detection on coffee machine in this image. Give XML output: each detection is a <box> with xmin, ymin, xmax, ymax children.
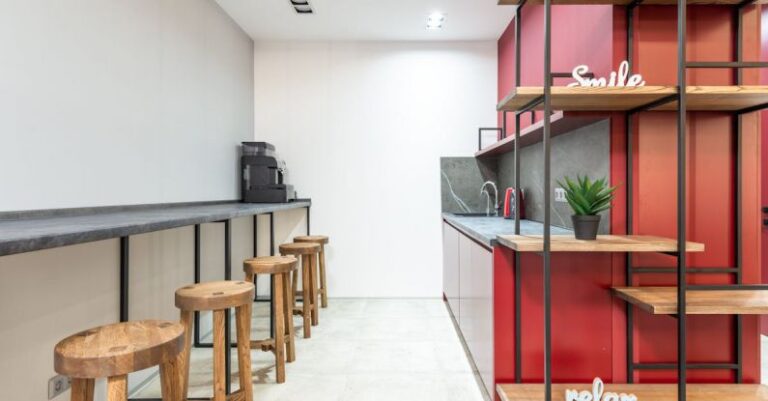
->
<box><xmin>240</xmin><ymin>142</ymin><xmax>296</xmax><ymax>203</ymax></box>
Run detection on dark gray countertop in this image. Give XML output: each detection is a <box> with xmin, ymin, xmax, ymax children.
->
<box><xmin>442</xmin><ymin>213</ymin><xmax>572</xmax><ymax>248</ymax></box>
<box><xmin>0</xmin><ymin>200</ymin><xmax>311</xmax><ymax>256</ymax></box>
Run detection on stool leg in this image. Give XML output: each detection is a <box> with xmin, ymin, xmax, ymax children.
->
<box><xmin>235</xmin><ymin>302</ymin><xmax>254</xmax><ymax>401</ymax></box>
<box><xmin>212</xmin><ymin>310</ymin><xmax>226</xmax><ymax>401</ymax></box>
<box><xmin>283</xmin><ymin>271</ymin><xmax>296</xmax><ymax>363</ymax></box>
<box><xmin>106</xmin><ymin>375</ymin><xmax>127</xmax><ymax>401</ymax></box>
<box><xmin>178</xmin><ymin>310</ymin><xmax>193</xmax><ymax>400</ymax></box>
<box><xmin>301</xmin><ymin>255</ymin><xmax>312</xmax><ymax>338</ymax></box>
<box><xmin>160</xmin><ymin>358</ymin><xmax>181</xmax><ymax>401</ymax></box>
<box><xmin>319</xmin><ymin>246</ymin><xmax>328</xmax><ymax>308</ymax></box>
<box><xmin>70</xmin><ymin>378</ymin><xmax>94</xmax><ymax>401</ymax></box>
<box><xmin>291</xmin><ymin>268</ymin><xmax>298</xmax><ymax>308</ymax></box>
<box><xmin>273</xmin><ymin>273</ymin><xmax>286</xmax><ymax>383</ymax></box>
<box><xmin>309</xmin><ymin>253</ymin><xmax>319</xmax><ymax>326</ymax></box>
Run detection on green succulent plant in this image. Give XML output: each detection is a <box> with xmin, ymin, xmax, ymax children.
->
<box><xmin>557</xmin><ymin>175</ymin><xmax>618</xmax><ymax>216</ymax></box>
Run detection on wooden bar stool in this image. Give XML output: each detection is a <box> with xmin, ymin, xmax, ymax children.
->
<box><xmin>54</xmin><ymin>320</ymin><xmax>185</xmax><ymax>401</ymax></box>
<box><xmin>243</xmin><ymin>256</ymin><xmax>298</xmax><ymax>383</ymax></box>
<box><xmin>279</xmin><ymin>242</ymin><xmax>321</xmax><ymax>338</ymax></box>
<box><xmin>175</xmin><ymin>281</ymin><xmax>255</xmax><ymax>401</ymax></box>
<box><xmin>294</xmin><ymin>235</ymin><xmax>330</xmax><ymax>308</ymax></box>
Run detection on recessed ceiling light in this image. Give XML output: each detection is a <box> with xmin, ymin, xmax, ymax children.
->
<box><xmin>290</xmin><ymin>0</ymin><xmax>313</xmax><ymax>14</ymax></box>
<box><xmin>427</xmin><ymin>12</ymin><xmax>445</xmax><ymax>30</ymax></box>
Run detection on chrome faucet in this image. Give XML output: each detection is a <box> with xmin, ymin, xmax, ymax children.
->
<box><xmin>480</xmin><ymin>181</ymin><xmax>500</xmax><ymax>217</ymax></box>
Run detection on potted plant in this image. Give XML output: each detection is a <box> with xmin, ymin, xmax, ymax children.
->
<box><xmin>557</xmin><ymin>175</ymin><xmax>618</xmax><ymax>240</ymax></box>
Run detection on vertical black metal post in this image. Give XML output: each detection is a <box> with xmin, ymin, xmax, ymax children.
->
<box><xmin>734</xmin><ymin>4</ymin><xmax>744</xmax><ymax>383</ymax></box>
<box><xmin>120</xmin><ymin>237</ymin><xmax>129</xmax><ymax>322</ymax></box>
<box><xmin>625</xmin><ymin>2</ymin><xmax>636</xmax><ymax>384</ymax></box>
<box><xmin>224</xmin><ymin>219</ymin><xmax>232</xmax><ymax>395</ymax></box>
<box><xmin>676</xmin><ymin>0</ymin><xmax>687</xmax><ymax>398</ymax></box>
<box><xmin>306</xmin><ymin>205</ymin><xmax>311</xmax><ymax>235</ymax></box>
<box><xmin>194</xmin><ymin>225</ymin><xmax>202</xmax><ymax>347</ymax></box>
<box><xmin>543</xmin><ymin>0</ymin><xmax>553</xmax><ymax>399</ymax></box>
<box><xmin>513</xmin><ymin>3</ymin><xmax>523</xmax><ymax>384</ymax></box>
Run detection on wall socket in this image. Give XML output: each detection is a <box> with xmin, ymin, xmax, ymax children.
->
<box><xmin>554</xmin><ymin>187</ymin><xmax>567</xmax><ymax>203</ymax></box>
<box><xmin>48</xmin><ymin>374</ymin><xmax>70</xmax><ymax>399</ymax></box>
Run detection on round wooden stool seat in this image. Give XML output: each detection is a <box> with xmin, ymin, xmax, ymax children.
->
<box><xmin>294</xmin><ymin>235</ymin><xmax>329</xmax><ymax>245</ymax></box>
<box><xmin>244</xmin><ymin>255</ymin><xmax>298</xmax><ymax>275</ymax></box>
<box><xmin>175</xmin><ymin>280</ymin><xmax>254</xmax><ymax>311</ymax></box>
<box><xmin>279</xmin><ymin>242</ymin><xmax>320</xmax><ymax>255</ymax></box>
<box><xmin>54</xmin><ymin>320</ymin><xmax>184</xmax><ymax>379</ymax></box>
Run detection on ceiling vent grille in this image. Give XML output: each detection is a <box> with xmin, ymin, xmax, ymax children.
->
<box><xmin>290</xmin><ymin>0</ymin><xmax>313</xmax><ymax>14</ymax></box>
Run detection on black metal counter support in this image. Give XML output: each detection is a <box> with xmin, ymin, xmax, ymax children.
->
<box><xmin>116</xmin><ymin>202</ymin><xmax>311</xmax><ymax>400</ymax></box>
<box><xmin>120</xmin><ymin>237</ymin><xmax>129</xmax><ymax>323</ymax></box>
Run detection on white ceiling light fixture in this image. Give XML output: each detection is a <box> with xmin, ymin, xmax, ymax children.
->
<box><xmin>290</xmin><ymin>0</ymin><xmax>313</xmax><ymax>14</ymax></box>
<box><xmin>426</xmin><ymin>12</ymin><xmax>445</xmax><ymax>30</ymax></box>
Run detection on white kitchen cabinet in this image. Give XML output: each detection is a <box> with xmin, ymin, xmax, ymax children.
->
<box><xmin>443</xmin><ymin>220</ymin><xmax>494</xmax><ymax>398</ymax></box>
<box><xmin>459</xmin><ymin>233</ymin><xmax>493</xmax><ymax>398</ymax></box>
<box><xmin>442</xmin><ymin>222</ymin><xmax>460</xmax><ymax>320</ymax></box>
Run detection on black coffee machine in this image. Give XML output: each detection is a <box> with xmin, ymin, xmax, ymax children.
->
<box><xmin>241</xmin><ymin>142</ymin><xmax>296</xmax><ymax>203</ymax></box>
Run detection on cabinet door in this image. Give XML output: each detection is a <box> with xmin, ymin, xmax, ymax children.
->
<box><xmin>459</xmin><ymin>235</ymin><xmax>494</xmax><ymax>398</ymax></box>
<box><xmin>442</xmin><ymin>222</ymin><xmax>460</xmax><ymax>320</ymax></box>
<box><xmin>471</xmin><ymin>241</ymin><xmax>493</xmax><ymax>398</ymax></box>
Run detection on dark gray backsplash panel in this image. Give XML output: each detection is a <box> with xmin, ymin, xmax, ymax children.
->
<box><xmin>496</xmin><ymin>119</ymin><xmax>611</xmax><ymax>233</ymax></box>
<box><xmin>440</xmin><ymin>157</ymin><xmax>497</xmax><ymax>214</ymax></box>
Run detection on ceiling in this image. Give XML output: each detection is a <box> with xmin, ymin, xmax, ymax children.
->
<box><xmin>215</xmin><ymin>0</ymin><xmax>516</xmax><ymax>41</ymax></box>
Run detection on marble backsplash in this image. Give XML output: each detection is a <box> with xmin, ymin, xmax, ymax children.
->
<box><xmin>496</xmin><ymin>119</ymin><xmax>611</xmax><ymax>233</ymax></box>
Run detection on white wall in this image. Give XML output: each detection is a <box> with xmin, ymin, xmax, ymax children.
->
<box><xmin>0</xmin><ymin>1</ymin><xmax>258</xmax><ymax>399</ymax></box>
<box><xmin>0</xmin><ymin>0</ymin><xmax>254</xmax><ymax>211</ymax></box>
<box><xmin>253</xmin><ymin>41</ymin><xmax>498</xmax><ymax>297</ymax></box>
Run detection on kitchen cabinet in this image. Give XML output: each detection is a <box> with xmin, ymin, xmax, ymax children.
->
<box><xmin>442</xmin><ymin>221</ymin><xmax>494</xmax><ymax>398</ymax></box>
<box><xmin>442</xmin><ymin>222</ymin><xmax>460</xmax><ymax>319</ymax></box>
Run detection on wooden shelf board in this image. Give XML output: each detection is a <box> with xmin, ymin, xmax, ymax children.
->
<box><xmin>498</xmin><ymin>383</ymin><xmax>768</xmax><ymax>401</ymax></box>
<box><xmin>613</xmin><ymin>286</ymin><xmax>768</xmax><ymax>314</ymax></box>
<box><xmin>474</xmin><ymin>112</ymin><xmax>606</xmax><ymax>158</ymax></box>
<box><xmin>497</xmin><ymin>86</ymin><xmax>768</xmax><ymax>112</ymax></box>
<box><xmin>496</xmin><ymin>234</ymin><xmax>705</xmax><ymax>253</ymax></box>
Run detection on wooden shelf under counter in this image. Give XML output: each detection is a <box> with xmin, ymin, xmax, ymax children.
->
<box><xmin>497</xmin><ymin>86</ymin><xmax>768</xmax><ymax>112</ymax></box>
<box><xmin>496</xmin><ymin>234</ymin><xmax>705</xmax><ymax>253</ymax></box>
<box><xmin>613</xmin><ymin>286</ymin><xmax>768</xmax><ymax>315</ymax></box>
<box><xmin>498</xmin><ymin>383</ymin><xmax>768</xmax><ymax>401</ymax></box>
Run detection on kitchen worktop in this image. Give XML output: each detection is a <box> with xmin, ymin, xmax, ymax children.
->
<box><xmin>0</xmin><ymin>200</ymin><xmax>311</xmax><ymax>256</ymax></box>
<box><xmin>442</xmin><ymin>213</ymin><xmax>573</xmax><ymax>248</ymax></box>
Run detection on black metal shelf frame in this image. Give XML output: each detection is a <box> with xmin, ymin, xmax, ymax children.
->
<box><xmin>123</xmin><ymin>205</ymin><xmax>311</xmax><ymax>400</ymax></box>
<box><xmin>506</xmin><ymin>1</ymin><xmax>768</xmax><ymax>400</ymax></box>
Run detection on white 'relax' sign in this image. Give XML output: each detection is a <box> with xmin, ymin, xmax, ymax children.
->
<box><xmin>567</xmin><ymin>61</ymin><xmax>645</xmax><ymax>88</ymax></box>
<box><xmin>565</xmin><ymin>378</ymin><xmax>638</xmax><ymax>401</ymax></box>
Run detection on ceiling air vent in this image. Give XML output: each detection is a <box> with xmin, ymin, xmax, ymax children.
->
<box><xmin>290</xmin><ymin>0</ymin><xmax>313</xmax><ymax>14</ymax></box>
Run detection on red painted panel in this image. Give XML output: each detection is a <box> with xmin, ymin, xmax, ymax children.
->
<box><xmin>494</xmin><ymin>2</ymin><xmax>763</xmax><ymax>388</ymax></box>
<box><xmin>519</xmin><ymin>253</ymin><xmax>615</xmax><ymax>382</ymax></box>
<box><xmin>494</xmin><ymin>245</ymin><xmax>517</xmax><ymax>394</ymax></box>
<box><xmin>632</xmin><ymin>5</ymin><xmax>761</xmax><ymax>383</ymax></box>
<box><xmin>498</xmin><ymin>6</ymin><xmax>614</xmax><ymax>132</ymax></box>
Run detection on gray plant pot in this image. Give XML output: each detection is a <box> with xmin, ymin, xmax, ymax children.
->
<box><xmin>571</xmin><ymin>214</ymin><xmax>601</xmax><ymax>240</ymax></box>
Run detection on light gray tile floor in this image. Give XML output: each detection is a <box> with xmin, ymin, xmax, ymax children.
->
<box><xmin>133</xmin><ymin>298</ymin><xmax>486</xmax><ymax>401</ymax></box>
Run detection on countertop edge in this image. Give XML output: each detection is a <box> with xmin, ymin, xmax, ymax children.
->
<box><xmin>442</xmin><ymin>214</ymin><xmax>497</xmax><ymax>249</ymax></box>
<box><xmin>0</xmin><ymin>200</ymin><xmax>311</xmax><ymax>257</ymax></box>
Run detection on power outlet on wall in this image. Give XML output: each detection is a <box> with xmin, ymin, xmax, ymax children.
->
<box><xmin>554</xmin><ymin>187</ymin><xmax>568</xmax><ymax>203</ymax></box>
<box><xmin>48</xmin><ymin>374</ymin><xmax>70</xmax><ymax>399</ymax></box>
